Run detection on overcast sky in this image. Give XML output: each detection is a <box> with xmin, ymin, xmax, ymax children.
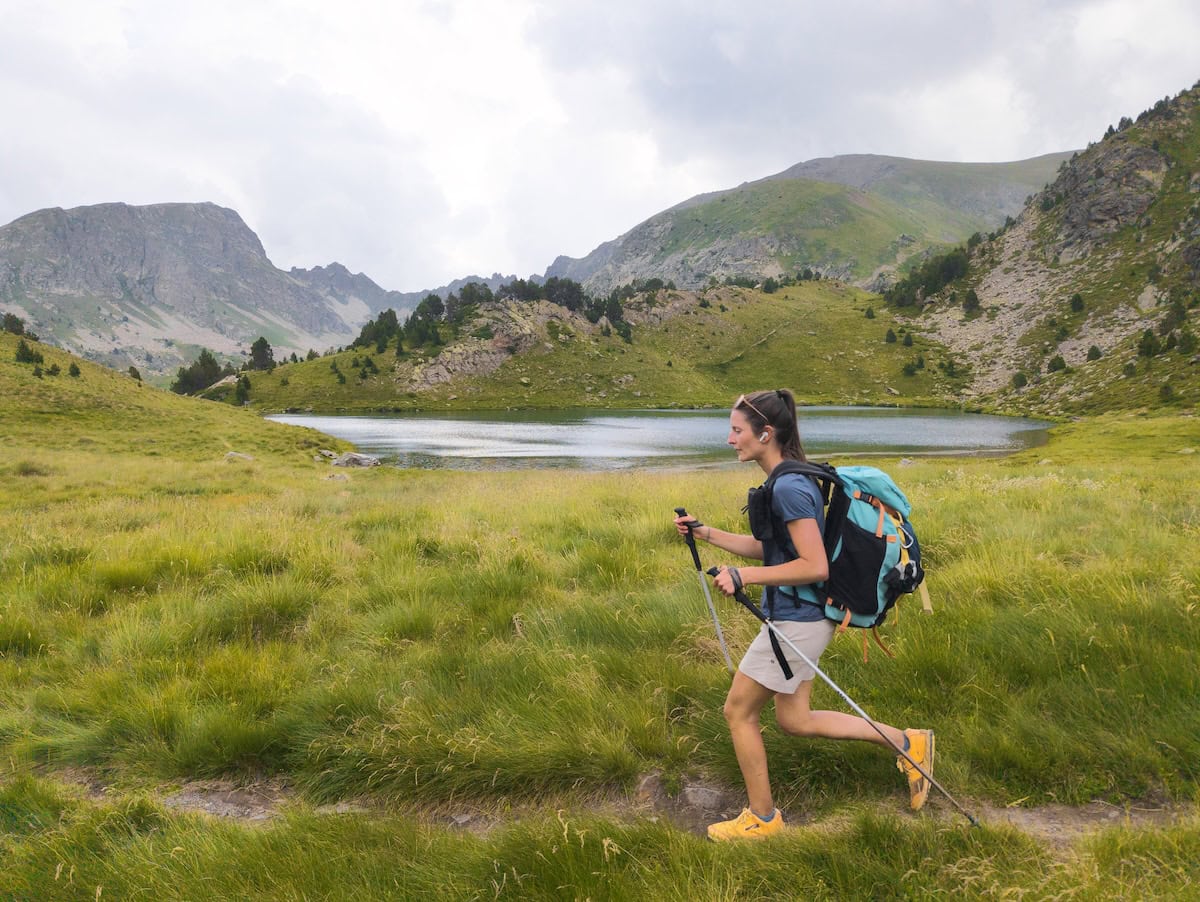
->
<box><xmin>2</xmin><ymin>1</ymin><xmax>1198</xmax><ymax>291</ymax></box>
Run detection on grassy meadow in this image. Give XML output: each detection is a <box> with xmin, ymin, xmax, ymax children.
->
<box><xmin>2</xmin><ymin>333</ymin><xmax>1199</xmax><ymax>898</ymax></box>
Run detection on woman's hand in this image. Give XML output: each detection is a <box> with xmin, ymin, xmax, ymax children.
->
<box><xmin>674</xmin><ymin>512</ymin><xmax>701</xmax><ymax>538</ymax></box>
<box><xmin>711</xmin><ymin>565</ymin><xmax>742</xmax><ymax>597</ymax></box>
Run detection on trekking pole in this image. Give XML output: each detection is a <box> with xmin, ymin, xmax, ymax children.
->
<box><xmin>674</xmin><ymin>508</ymin><xmax>734</xmax><ymax>674</ymax></box>
<box><xmin>707</xmin><ymin>567</ymin><xmax>980</xmax><ymax>827</ymax></box>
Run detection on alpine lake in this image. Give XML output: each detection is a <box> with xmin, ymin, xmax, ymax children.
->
<box><xmin>267</xmin><ymin>407</ymin><xmax>1051</xmax><ymax>470</ymax></box>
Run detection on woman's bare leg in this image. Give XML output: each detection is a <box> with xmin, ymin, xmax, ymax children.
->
<box><xmin>722</xmin><ymin>671</ymin><xmax>778</xmax><ymax>815</ymax></box>
<box><xmin>774</xmin><ymin>679</ymin><xmax>906</xmax><ymax>748</ymax></box>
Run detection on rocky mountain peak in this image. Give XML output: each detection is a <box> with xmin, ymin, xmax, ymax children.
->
<box><xmin>0</xmin><ymin>202</ymin><xmax>357</xmax><ymax>374</ymax></box>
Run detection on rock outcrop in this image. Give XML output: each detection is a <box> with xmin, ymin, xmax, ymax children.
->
<box><xmin>1054</xmin><ymin>141</ymin><xmax>1167</xmax><ymax>252</ymax></box>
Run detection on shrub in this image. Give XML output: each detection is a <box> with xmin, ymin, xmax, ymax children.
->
<box><xmin>1179</xmin><ymin>330</ymin><xmax>1197</xmax><ymax>354</ymax></box>
<box><xmin>128</xmin><ymin>366</ymin><xmax>142</xmax><ymax>381</ymax></box>
<box><xmin>864</xmin><ymin>307</ymin><xmax>875</xmax><ymax>319</ymax></box>
<box><xmin>46</xmin><ymin>363</ymin><xmax>60</xmax><ymax>376</ymax></box>
<box><xmin>1012</xmin><ymin>371</ymin><xmax>1028</xmax><ymax>389</ymax></box>
<box><xmin>2</xmin><ymin>312</ymin><xmax>25</xmax><ymax>335</ymax></box>
<box><xmin>1047</xmin><ymin>355</ymin><xmax>1066</xmax><ymax>373</ymax></box>
<box><xmin>963</xmin><ymin>290</ymin><xmax>980</xmax><ymax>314</ymax></box>
<box><xmin>68</xmin><ymin>362</ymin><xmax>81</xmax><ymax>377</ymax></box>
<box><xmin>903</xmin><ymin>333</ymin><xmax>913</xmax><ymax>347</ymax></box>
<box><xmin>1138</xmin><ymin>329</ymin><xmax>1161</xmax><ymax>357</ymax></box>
<box><xmin>885</xmin><ymin>329</ymin><xmax>897</xmax><ymax>343</ymax></box>
<box><xmin>1160</xmin><ymin>382</ymin><xmax>1174</xmax><ymax>402</ymax></box>
<box><xmin>902</xmin><ymin>361</ymin><xmax>918</xmax><ymax>377</ymax></box>
<box><xmin>1087</xmin><ymin>345</ymin><xmax>1102</xmax><ymax>361</ymax></box>
<box><xmin>14</xmin><ymin>339</ymin><xmax>42</xmax><ymax>364</ymax></box>
<box><xmin>1070</xmin><ymin>293</ymin><xmax>1084</xmax><ymax>312</ymax></box>
<box><xmin>1122</xmin><ymin>362</ymin><xmax>1137</xmax><ymax>377</ymax></box>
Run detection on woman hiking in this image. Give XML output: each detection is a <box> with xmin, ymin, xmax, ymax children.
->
<box><xmin>673</xmin><ymin>389</ymin><xmax>933</xmax><ymax>841</ymax></box>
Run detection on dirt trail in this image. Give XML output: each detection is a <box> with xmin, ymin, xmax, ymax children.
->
<box><xmin>51</xmin><ymin>769</ymin><xmax>1194</xmax><ymax>850</ymax></box>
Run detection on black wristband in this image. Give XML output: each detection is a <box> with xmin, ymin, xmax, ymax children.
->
<box><xmin>729</xmin><ymin>567</ymin><xmax>743</xmax><ymax>591</ymax></box>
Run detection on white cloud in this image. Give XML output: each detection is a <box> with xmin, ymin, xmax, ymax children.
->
<box><xmin>1</xmin><ymin>0</ymin><xmax>1199</xmax><ymax>290</ymax></box>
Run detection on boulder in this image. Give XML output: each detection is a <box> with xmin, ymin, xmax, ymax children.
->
<box><xmin>331</xmin><ymin>452</ymin><xmax>381</xmax><ymax>467</ymax></box>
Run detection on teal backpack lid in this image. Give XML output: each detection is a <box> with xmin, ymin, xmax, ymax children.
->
<box><xmin>835</xmin><ymin>465</ymin><xmax>912</xmax><ymax>518</ymax></box>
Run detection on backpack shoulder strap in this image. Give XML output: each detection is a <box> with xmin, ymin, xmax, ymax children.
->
<box><xmin>767</xmin><ymin>460</ymin><xmax>844</xmax><ymax>559</ymax></box>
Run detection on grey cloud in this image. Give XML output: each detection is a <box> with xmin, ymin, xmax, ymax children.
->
<box><xmin>527</xmin><ymin>0</ymin><xmax>1186</xmax><ymax>166</ymax></box>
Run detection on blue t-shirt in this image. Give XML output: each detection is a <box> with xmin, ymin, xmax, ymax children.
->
<box><xmin>762</xmin><ymin>472</ymin><xmax>826</xmax><ymax>622</ymax></box>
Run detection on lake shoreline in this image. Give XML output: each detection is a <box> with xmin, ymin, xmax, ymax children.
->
<box><xmin>268</xmin><ymin>406</ymin><xmax>1052</xmax><ymax>470</ymax></box>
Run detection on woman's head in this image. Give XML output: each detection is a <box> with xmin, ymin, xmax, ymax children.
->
<box><xmin>732</xmin><ymin>390</ymin><xmax>806</xmax><ymax>461</ymax></box>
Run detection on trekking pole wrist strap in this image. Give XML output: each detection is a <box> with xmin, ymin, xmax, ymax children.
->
<box><xmin>728</xmin><ymin>567</ymin><xmax>743</xmax><ymax>591</ymax></box>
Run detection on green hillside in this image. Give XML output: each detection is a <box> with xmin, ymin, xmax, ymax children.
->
<box><xmin>549</xmin><ymin>152</ymin><xmax>1070</xmax><ymax>294</ymax></box>
<box><xmin>652</xmin><ymin>178</ymin><xmax>990</xmax><ymax>280</ymax></box>
<box><xmin>885</xmin><ymin>83</ymin><xmax>1200</xmax><ymax>416</ymax></box>
<box><xmin>242</xmin><ymin>282</ymin><xmax>969</xmax><ymax>413</ymax></box>
<box><xmin>0</xmin><ymin>331</ymin><xmax>345</xmax><ymax>461</ymax></box>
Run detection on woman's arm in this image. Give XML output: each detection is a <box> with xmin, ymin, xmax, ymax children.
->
<box><xmin>713</xmin><ymin>517</ymin><xmax>828</xmax><ymax>595</ymax></box>
<box><xmin>674</xmin><ymin>514</ymin><xmax>764</xmax><ymax>560</ymax></box>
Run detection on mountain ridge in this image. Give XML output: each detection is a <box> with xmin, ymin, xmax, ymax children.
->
<box><xmin>545</xmin><ymin>151</ymin><xmax>1074</xmax><ymax>295</ymax></box>
<box><xmin>0</xmin><ymin>202</ymin><xmax>380</xmax><ymax>374</ymax></box>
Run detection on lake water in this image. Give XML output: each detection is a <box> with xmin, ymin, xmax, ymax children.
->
<box><xmin>267</xmin><ymin>408</ymin><xmax>1051</xmax><ymax>470</ymax></box>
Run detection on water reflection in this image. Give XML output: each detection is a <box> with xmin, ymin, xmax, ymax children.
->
<box><xmin>268</xmin><ymin>408</ymin><xmax>1050</xmax><ymax>470</ymax></box>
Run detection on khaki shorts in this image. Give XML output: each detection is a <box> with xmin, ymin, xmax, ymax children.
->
<box><xmin>739</xmin><ymin>619</ymin><xmax>837</xmax><ymax>694</ymax></box>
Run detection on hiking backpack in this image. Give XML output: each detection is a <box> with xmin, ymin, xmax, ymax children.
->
<box><xmin>747</xmin><ymin>460</ymin><xmax>928</xmax><ymax>660</ymax></box>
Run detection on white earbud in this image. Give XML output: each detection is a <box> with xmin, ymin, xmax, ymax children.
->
<box><xmin>759</xmin><ymin>432</ymin><xmax>769</xmax><ymax>442</ymax></box>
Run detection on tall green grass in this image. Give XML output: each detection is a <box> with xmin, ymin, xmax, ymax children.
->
<box><xmin>2</xmin><ymin>345</ymin><xmax>1199</xmax><ymax>896</ymax></box>
<box><xmin>3</xmin><ymin>412</ymin><xmax>1198</xmax><ymax>811</ymax></box>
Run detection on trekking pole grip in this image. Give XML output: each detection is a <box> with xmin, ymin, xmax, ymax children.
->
<box><xmin>706</xmin><ymin>567</ymin><xmax>768</xmax><ymax>625</ymax></box>
<box><xmin>675</xmin><ymin>507</ymin><xmax>704</xmax><ymax>570</ymax></box>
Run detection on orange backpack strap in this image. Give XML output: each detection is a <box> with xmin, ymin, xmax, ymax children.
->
<box><xmin>871</xmin><ymin>626</ymin><xmax>896</xmax><ymax>660</ymax></box>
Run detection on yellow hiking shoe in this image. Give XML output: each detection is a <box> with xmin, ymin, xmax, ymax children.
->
<box><xmin>706</xmin><ymin>807</ymin><xmax>785</xmax><ymax>841</ymax></box>
<box><xmin>896</xmin><ymin>728</ymin><xmax>934</xmax><ymax>810</ymax></box>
